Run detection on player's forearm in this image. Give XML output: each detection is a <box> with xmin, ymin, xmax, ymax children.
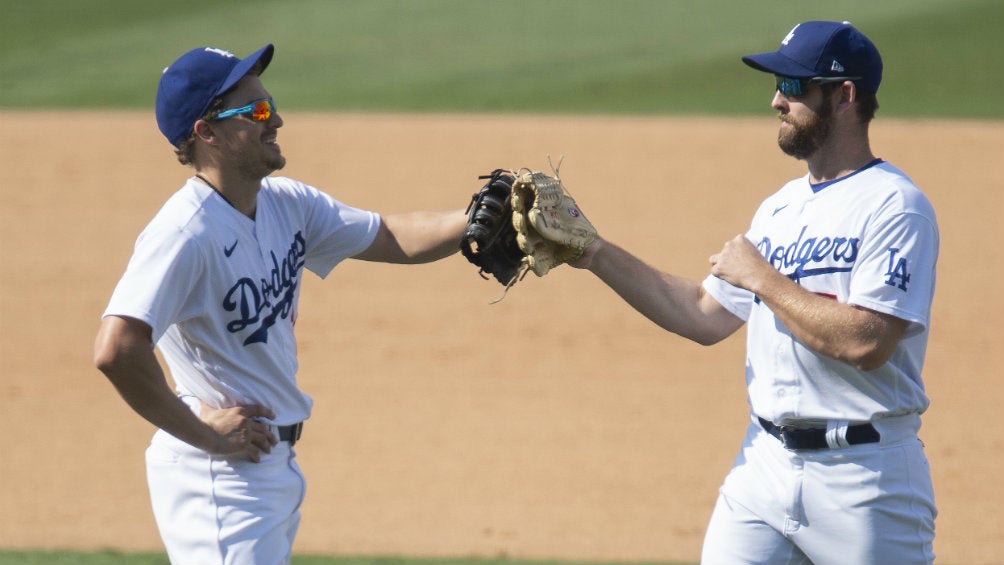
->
<box><xmin>587</xmin><ymin>239</ymin><xmax>737</xmax><ymax>345</ymax></box>
<box><xmin>361</xmin><ymin>210</ymin><xmax>468</xmax><ymax>264</ymax></box>
<box><xmin>399</xmin><ymin>209</ymin><xmax>469</xmax><ymax>262</ymax></box>
<box><xmin>94</xmin><ymin>318</ymin><xmax>221</xmax><ymax>451</ymax></box>
<box><xmin>101</xmin><ymin>366</ymin><xmax>221</xmax><ymax>452</ymax></box>
<box><xmin>752</xmin><ymin>274</ymin><xmax>904</xmax><ymax>371</ymax></box>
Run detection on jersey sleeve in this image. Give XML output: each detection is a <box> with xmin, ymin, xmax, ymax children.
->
<box><xmin>848</xmin><ymin>210</ymin><xmax>939</xmax><ymax>336</ymax></box>
<box><xmin>292</xmin><ymin>181</ymin><xmax>381</xmax><ymax>278</ymax></box>
<box><xmin>702</xmin><ymin>273</ymin><xmax>755</xmax><ymax>322</ymax></box>
<box><xmin>102</xmin><ymin>225</ymin><xmax>207</xmax><ymax>343</ymax></box>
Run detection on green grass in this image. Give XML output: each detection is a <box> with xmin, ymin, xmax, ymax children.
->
<box><xmin>0</xmin><ymin>551</ymin><xmax>692</xmax><ymax>565</ymax></box>
<box><xmin>1</xmin><ymin>0</ymin><xmax>1001</xmax><ymax>118</ymax></box>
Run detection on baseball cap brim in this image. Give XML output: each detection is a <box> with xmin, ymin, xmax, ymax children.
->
<box><xmin>741</xmin><ymin>51</ymin><xmax>817</xmax><ymax>78</ymax></box>
<box><xmin>216</xmin><ymin>43</ymin><xmax>274</xmax><ymax>99</ymax></box>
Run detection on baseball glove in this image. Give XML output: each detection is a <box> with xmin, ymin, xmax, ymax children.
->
<box><xmin>460</xmin><ymin>169</ymin><xmax>524</xmax><ymax>287</ymax></box>
<box><xmin>511</xmin><ymin>164</ymin><xmax>597</xmax><ymax>277</ymax></box>
<box><xmin>460</xmin><ymin>161</ymin><xmax>597</xmax><ymax>302</ymax></box>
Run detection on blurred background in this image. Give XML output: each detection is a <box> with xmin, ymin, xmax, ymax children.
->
<box><xmin>1</xmin><ymin>0</ymin><xmax>1000</xmax><ymax>118</ymax></box>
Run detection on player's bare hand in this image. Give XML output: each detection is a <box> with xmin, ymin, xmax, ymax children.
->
<box><xmin>199</xmin><ymin>403</ymin><xmax>278</xmax><ymax>462</ymax></box>
<box><xmin>709</xmin><ymin>235</ymin><xmax>773</xmax><ymax>293</ymax></box>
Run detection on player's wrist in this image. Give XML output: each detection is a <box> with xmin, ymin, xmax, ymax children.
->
<box><xmin>569</xmin><ymin>237</ymin><xmax>604</xmax><ymax>270</ymax></box>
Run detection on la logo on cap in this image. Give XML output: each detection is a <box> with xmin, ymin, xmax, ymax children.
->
<box><xmin>205</xmin><ymin>47</ymin><xmax>236</xmax><ymax>59</ymax></box>
<box><xmin>782</xmin><ymin>24</ymin><xmax>800</xmax><ymax>46</ymax></box>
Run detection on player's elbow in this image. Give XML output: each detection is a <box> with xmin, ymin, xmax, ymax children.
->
<box><xmin>669</xmin><ymin>322</ymin><xmax>737</xmax><ymax>347</ymax></box>
<box><xmin>831</xmin><ymin>337</ymin><xmax>897</xmax><ymax>372</ymax></box>
<box><xmin>692</xmin><ymin>332</ymin><xmax>730</xmax><ymax>347</ymax></box>
<box><xmin>684</xmin><ymin>307</ymin><xmax>745</xmax><ymax>347</ymax></box>
<box><xmin>93</xmin><ymin>345</ymin><xmax>113</xmax><ymax>374</ymax></box>
<box><xmin>825</xmin><ymin>307</ymin><xmax>909</xmax><ymax>371</ymax></box>
<box><xmin>93</xmin><ymin>315</ymin><xmax>154</xmax><ymax>375</ymax></box>
<box><xmin>845</xmin><ymin>347</ymin><xmax>894</xmax><ymax>372</ymax></box>
<box><xmin>93</xmin><ymin>335</ymin><xmax>127</xmax><ymax>376</ymax></box>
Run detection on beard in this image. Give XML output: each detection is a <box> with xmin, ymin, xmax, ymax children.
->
<box><xmin>777</xmin><ymin>97</ymin><xmax>834</xmax><ymax>159</ymax></box>
<box><xmin>225</xmin><ymin>139</ymin><xmax>286</xmax><ymax>181</ymax></box>
<box><xmin>265</xmin><ymin>151</ymin><xmax>286</xmax><ymax>173</ymax></box>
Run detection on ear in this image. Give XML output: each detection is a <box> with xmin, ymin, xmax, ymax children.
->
<box><xmin>192</xmin><ymin>119</ymin><xmax>219</xmax><ymax>145</ymax></box>
<box><xmin>834</xmin><ymin>81</ymin><xmax>857</xmax><ymax>115</ymax></box>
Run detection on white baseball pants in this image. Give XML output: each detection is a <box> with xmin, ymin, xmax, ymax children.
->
<box><xmin>145</xmin><ymin>429</ymin><xmax>306</xmax><ymax>565</ymax></box>
<box><xmin>701</xmin><ymin>415</ymin><xmax>936</xmax><ymax>565</ymax></box>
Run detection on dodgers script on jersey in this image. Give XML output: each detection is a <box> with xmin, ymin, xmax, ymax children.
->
<box><xmin>103</xmin><ymin>177</ymin><xmax>381</xmax><ymax>425</ymax></box>
<box><xmin>703</xmin><ymin>160</ymin><xmax>939</xmax><ymax>424</ymax></box>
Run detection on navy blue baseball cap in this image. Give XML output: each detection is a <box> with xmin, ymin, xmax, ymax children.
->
<box><xmin>742</xmin><ymin>21</ymin><xmax>882</xmax><ymax>93</ymax></box>
<box><xmin>155</xmin><ymin>44</ymin><xmax>274</xmax><ymax>147</ymax></box>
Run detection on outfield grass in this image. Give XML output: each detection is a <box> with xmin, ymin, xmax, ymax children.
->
<box><xmin>1</xmin><ymin>0</ymin><xmax>1001</xmax><ymax>118</ymax></box>
<box><xmin>0</xmin><ymin>551</ymin><xmax>692</xmax><ymax>565</ymax></box>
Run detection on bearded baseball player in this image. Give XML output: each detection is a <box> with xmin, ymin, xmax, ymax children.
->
<box><xmin>566</xmin><ymin>21</ymin><xmax>939</xmax><ymax>564</ymax></box>
<box><xmin>93</xmin><ymin>44</ymin><xmax>467</xmax><ymax>564</ymax></box>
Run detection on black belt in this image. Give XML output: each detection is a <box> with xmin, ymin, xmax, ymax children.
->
<box><xmin>278</xmin><ymin>422</ymin><xmax>303</xmax><ymax>446</ymax></box>
<box><xmin>758</xmin><ymin>417</ymin><xmax>879</xmax><ymax>451</ymax></box>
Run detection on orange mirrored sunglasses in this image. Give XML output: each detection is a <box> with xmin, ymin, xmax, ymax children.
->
<box><xmin>212</xmin><ymin>98</ymin><xmax>276</xmax><ymax>122</ymax></box>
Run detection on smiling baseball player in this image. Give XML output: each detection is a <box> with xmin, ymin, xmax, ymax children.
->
<box><xmin>558</xmin><ymin>21</ymin><xmax>939</xmax><ymax>564</ymax></box>
<box><xmin>94</xmin><ymin>44</ymin><xmax>467</xmax><ymax>564</ymax></box>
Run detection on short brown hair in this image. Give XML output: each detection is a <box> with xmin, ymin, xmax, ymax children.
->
<box><xmin>173</xmin><ymin>96</ymin><xmax>227</xmax><ymax>166</ymax></box>
<box><xmin>820</xmin><ymin>82</ymin><xmax>879</xmax><ymax>124</ymax></box>
<box><xmin>855</xmin><ymin>89</ymin><xmax>879</xmax><ymax>123</ymax></box>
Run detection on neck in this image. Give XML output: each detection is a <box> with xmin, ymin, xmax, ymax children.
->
<box><xmin>194</xmin><ymin>171</ymin><xmax>259</xmax><ymax>219</ymax></box>
<box><xmin>805</xmin><ymin>133</ymin><xmax>875</xmax><ymax>184</ymax></box>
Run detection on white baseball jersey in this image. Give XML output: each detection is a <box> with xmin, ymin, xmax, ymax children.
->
<box><xmin>103</xmin><ymin>176</ymin><xmax>381</xmax><ymax>426</ymax></box>
<box><xmin>703</xmin><ymin>159</ymin><xmax>939</xmax><ymax>424</ymax></box>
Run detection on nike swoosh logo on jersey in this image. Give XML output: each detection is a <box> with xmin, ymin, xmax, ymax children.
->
<box><xmin>224</xmin><ymin>240</ymin><xmax>238</xmax><ymax>257</ymax></box>
<box><xmin>772</xmin><ymin>204</ymin><xmax>789</xmax><ymax>216</ymax></box>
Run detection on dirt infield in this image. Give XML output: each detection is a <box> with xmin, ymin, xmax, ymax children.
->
<box><xmin>1</xmin><ymin>111</ymin><xmax>1001</xmax><ymax>564</ymax></box>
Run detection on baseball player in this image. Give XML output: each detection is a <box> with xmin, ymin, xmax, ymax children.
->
<box><xmin>93</xmin><ymin>44</ymin><xmax>467</xmax><ymax>564</ymax></box>
<box><xmin>568</xmin><ymin>21</ymin><xmax>939</xmax><ymax>564</ymax></box>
